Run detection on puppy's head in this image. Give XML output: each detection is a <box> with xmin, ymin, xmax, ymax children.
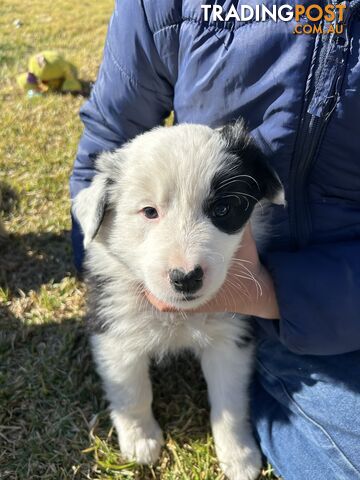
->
<box><xmin>73</xmin><ymin>122</ymin><xmax>284</xmax><ymax>309</ymax></box>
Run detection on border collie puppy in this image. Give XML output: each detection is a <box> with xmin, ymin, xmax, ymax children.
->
<box><xmin>73</xmin><ymin>121</ymin><xmax>284</xmax><ymax>480</ymax></box>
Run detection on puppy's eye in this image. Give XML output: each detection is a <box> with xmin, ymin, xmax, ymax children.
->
<box><xmin>142</xmin><ymin>207</ymin><xmax>159</xmax><ymax>219</ymax></box>
<box><xmin>212</xmin><ymin>202</ymin><xmax>230</xmax><ymax>217</ymax></box>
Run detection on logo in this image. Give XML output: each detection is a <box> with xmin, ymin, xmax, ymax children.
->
<box><xmin>200</xmin><ymin>3</ymin><xmax>346</xmax><ymax>35</ymax></box>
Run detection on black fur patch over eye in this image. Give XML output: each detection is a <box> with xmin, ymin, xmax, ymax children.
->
<box><xmin>203</xmin><ymin>122</ymin><xmax>283</xmax><ymax>234</ymax></box>
<box><xmin>204</xmin><ymin>167</ymin><xmax>260</xmax><ymax>234</ymax></box>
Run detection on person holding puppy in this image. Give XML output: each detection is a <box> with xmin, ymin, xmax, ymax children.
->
<box><xmin>70</xmin><ymin>1</ymin><xmax>360</xmax><ymax>479</ymax></box>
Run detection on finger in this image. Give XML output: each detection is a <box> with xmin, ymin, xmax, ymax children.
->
<box><xmin>235</xmin><ymin>223</ymin><xmax>259</xmax><ymax>260</ymax></box>
<box><xmin>240</xmin><ymin>222</ymin><xmax>255</xmax><ymax>245</ymax></box>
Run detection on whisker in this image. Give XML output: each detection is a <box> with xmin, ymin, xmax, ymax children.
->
<box><xmin>220</xmin><ymin>193</ymin><xmax>250</xmax><ymax>210</ymax></box>
<box><xmin>223</xmin><ymin>191</ymin><xmax>264</xmax><ymax>212</ymax></box>
<box><xmin>216</xmin><ymin>174</ymin><xmax>260</xmax><ymax>191</ymax></box>
<box><xmin>231</xmin><ymin>257</ymin><xmax>253</xmax><ymax>265</ymax></box>
<box><xmin>225</xmin><ymin>277</ymin><xmax>251</xmax><ymax>300</ymax></box>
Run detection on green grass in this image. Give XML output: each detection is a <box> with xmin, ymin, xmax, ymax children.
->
<box><xmin>0</xmin><ymin>2</ymin><xmax>279</xmax><ymax>478</ymax></box>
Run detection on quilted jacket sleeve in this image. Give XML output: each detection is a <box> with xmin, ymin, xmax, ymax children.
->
<box><xmin>258</xmin><ymin>241</ymin><xmax>360</xmax><ymax>355</ymax></box>
<box><xmin>70</xmin><ymin>0</ymin><xmax>173</xmax><ymax>269</ymax></box>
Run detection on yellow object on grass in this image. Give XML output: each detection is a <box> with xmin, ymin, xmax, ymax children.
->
<box><xmin>17</xmin><ymin>51</ymin><xmax>82</xmax><ymax>93</ymax></box>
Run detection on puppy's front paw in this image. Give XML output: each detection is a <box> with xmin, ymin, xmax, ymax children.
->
<box><xmin>121</xmin><ymin>434</ymin><xmax>163</xmax><ymax>464</ymax></box>
<box><xmin>114</xmin><ymin>415</ymin><xmax>164</xmax><ymax>464</ymax></box>
<box><xmin>219</xmin><ymin>448</ymin><xmax>261</xmax><ymax>480</ymax></box>
<box><xmin>216</xmin><ymin>431</ymin><xmax>261</xmax><ymax>480</ymax></box>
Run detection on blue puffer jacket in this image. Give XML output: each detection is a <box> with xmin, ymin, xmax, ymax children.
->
<box><xmin>70</xmin><ymin>0</ymin><xmax>360</xmax><ymax>356</ymax></box>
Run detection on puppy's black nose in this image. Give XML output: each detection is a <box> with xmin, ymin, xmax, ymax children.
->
<box><xmin>169</xmin><ymin>266</ymin><xmax>204</xmax><ymax>294</ymax></box>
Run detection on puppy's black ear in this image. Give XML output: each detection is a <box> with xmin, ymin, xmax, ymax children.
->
<box><xmin>219</xmin><ymin>120</ymin><xmax>285</xmax><ymax>205</ymax></box>
<box><xmin>72</xmin><ymin>151</ymin><xmax>121</xmax><ymax>249</ymax></box>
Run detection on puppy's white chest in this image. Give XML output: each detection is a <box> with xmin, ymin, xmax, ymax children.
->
<box><xmin>147</xmin><ymin>310</ymin><xmax>245</xmax><ymax>356</ymax></box>
<box><xmin>150</xmin><ymin>311</ymin><xmax>211</xmax><ymax>352</ymax></box>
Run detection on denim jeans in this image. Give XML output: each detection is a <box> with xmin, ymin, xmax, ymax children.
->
<box><xmin>251</xmin><ymin>338</ymin><xmax>360</xmax><ymax>480</ymax></box>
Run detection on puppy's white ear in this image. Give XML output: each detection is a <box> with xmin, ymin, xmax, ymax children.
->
<box><xmin>73</xmin><ymin>175</ymin><xmax>110</xmax><ymax>249</ymax></box>
<box><xmin>72</xmin><ymin>150</ymin><xmax>123</xmax><ymax>248</ymax></box>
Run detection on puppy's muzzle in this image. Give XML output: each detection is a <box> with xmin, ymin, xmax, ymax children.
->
<box><xmin>169</xmin><ymin>266</ymin><xmax>204</xmax><ymax>294</ymax></box>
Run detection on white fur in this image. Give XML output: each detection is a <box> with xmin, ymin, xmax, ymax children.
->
<box><xmin>73</xmin><ymin>124</ymin><xmax>283</xmax><ymax>479</ymax></box>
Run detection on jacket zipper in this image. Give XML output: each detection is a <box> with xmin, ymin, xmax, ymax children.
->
<box><xmin>289</xmin><ymin>0</ymin><xmax>358</xmax><ymax>248</ymax></box>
